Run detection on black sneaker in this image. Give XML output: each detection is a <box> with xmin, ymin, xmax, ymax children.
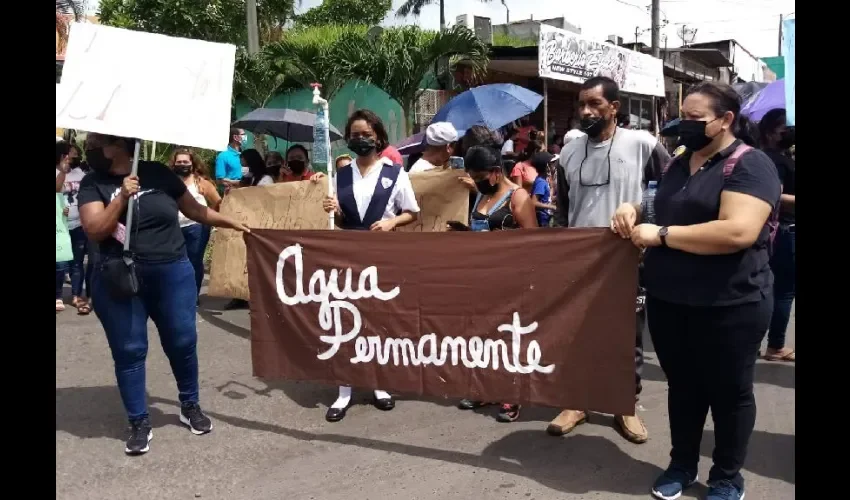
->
<box><xmin>180</xmin><ymin>402</ymin><xmax>213</xmax><ymax>435</ymax></box>
<box><xmin>125</xmin><ymin>417</ymin><xmax>153</xmax><ymax>455</ymax></box>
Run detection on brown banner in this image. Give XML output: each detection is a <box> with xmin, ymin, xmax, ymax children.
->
<box><xmin>208</xmin><ymin>169</ymin><xmax>470</xmax><ymax>300</ymax></box>
<box><xmin>245</xmin><ymin>228</ymin><xmax>640</xmax><ymax>415</ymax></box>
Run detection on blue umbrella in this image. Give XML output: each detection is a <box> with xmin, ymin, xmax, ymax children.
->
<box><xmin>432</xmin><ymin>84</ymin><xmax>543</xmax><ymax>132</ymax></box>
<box><xmin>740</xmin><ymin>79</ymin><xmax>785</xmax><ymax>122</ymax></box>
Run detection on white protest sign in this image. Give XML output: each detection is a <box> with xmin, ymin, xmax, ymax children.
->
<box><xmin>56</xmin><ymin>23</ymin><xmax>236</xmax><ymax>151</ymax></box>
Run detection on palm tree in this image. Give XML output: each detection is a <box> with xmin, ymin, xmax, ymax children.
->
<box><xmin>56</xmin><ymin>0</ymin><xmax>84</xmax><ymax>54</ymax></box>
<box><xmin>263</xmin><ymin>25</ymin><xmax>368</xmax><ymax>102</ymax></box>
<box><xmin>347</xmin><ymin>25</ymin><xmax>489</xmax><ymax>135</ymax></box>
<box><xmin>395</xmin><ymin>0</ymin><xmax>497</xmax><ymax>31</ymax></box>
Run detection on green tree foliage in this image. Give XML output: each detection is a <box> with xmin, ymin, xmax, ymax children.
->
<box><xmin>296</xmin><ymin>0</ymin><xmax>391</xmax><ymax>28</ymax></box>
<box><xmin>98</xmin><ymin>0</ymin><xmax>298</xmax><ymax>46</ymax></box>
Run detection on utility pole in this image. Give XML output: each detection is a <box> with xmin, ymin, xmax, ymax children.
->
<box><xmin>650</xmin><ymin>0</ymin><xmax>661</xmax><ymax>58</ymax></box>
<box><xmin>777</xmin><ymin>14</ymin><xmax>783</xmax><ymax>56</ymax></box>
<box><xmin>502</xmin><ymin>0</ymin><xmax>510</xmax><ymax>24</ymax></box>
<box><xmin>635</xmin><ymin>26</ymin><xmax>640</xmax><ymax>47</ymax></box>
<box><xmin>246</xmin><ymin>0</ymin><xmax>260</xmax><ymax>55</ymax></box>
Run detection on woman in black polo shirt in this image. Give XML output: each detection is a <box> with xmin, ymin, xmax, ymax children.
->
<box><xmin>78</xmin><ymin>133</ymin><xmax>249</xmax><ymax>456</ymax></box>
<box><xmin>611</xmin><ymin>82</ymin><xmax>780</xmax><ymax>500</ymax></box>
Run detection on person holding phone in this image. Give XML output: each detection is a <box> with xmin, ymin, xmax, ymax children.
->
<box><xmin>455</xmin><ymin>143</ymin><xmax>537</xmax><ymax>422</ymax></box>
<box><xmin>409</xmin><ymin>122</ymin><xmax>458</xmax><ymax>173</ymax></box>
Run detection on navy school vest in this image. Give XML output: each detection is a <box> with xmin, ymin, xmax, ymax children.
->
<box><xmin>337</xmin><ymin>163</ymin><xmax>403</xmax><ymax>230</ymax></box>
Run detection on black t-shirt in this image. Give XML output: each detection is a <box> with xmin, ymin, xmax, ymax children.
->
<box><xmin>764</xmin><ymin>148</ymin><xmax>795</xmax><ymax>224</ymax></box>
<box><xmin>78</xmin><ymin>161</ymin><xmax>188</xmax><ymax>263</ymax></box>
<box><xmin>643</xmin><ymin>140</ymin><xmax>781</xmax><ymax>307</ymax></box>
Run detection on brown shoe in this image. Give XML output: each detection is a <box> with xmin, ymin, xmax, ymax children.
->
<box><xmin>546</xmin><ymin>409</ymin><xmax>587</xmax><ymax>436</ymax></box>
<box><xmin>614</xmin><ymin>414</ymin><xmax>648</xmax><ymax>444</ymax></box>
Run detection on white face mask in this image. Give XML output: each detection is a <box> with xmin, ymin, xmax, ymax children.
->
<box><xmin>240</xmin><ymin>134</ymin><xmax>248</xmax><ymax>145</ymax></box>
<box><xmin>241</xmin><ymin>166</ymin><xmax>249</xmax><ymax>177</ymax></box>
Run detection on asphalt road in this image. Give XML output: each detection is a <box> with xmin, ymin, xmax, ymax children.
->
<box><xmin>56</xmin><ymin>284</ymin><xmax>795</xmax><ymax>500</ymax></box>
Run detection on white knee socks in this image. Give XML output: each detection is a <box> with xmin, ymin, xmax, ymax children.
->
<box><xmin>330</xmin><ymin>387</ymin><xmax>392</xmax><ymax>409</ymax></box>
<box><xmin>331</xmin><ymin>386</ymin><xmax>352</xmax><ymax>409</ymax></box>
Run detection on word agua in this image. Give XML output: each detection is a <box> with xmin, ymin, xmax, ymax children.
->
<box><xmin>275</xmin><ymin>244</ymin><xmax>554</xmax><ymax>374</ymax></box>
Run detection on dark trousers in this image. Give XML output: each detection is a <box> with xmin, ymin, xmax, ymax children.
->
<box><xmin>181</xmin><ymin>223</ymin><xmax>211</xmax><ymax>296</ymax></box>
<box><xmin>91</xmin><ymin>256</ymin><xmax>199</xmax><ymax>421</ymax></box>
<box><xmin>767</xmin><ymin>225</ymin><xmax>795</xmax><ymax>349</ymax></box>
<box><xmin>647</xmin><ymin>294</ymin><xmax>772</xmax><ymax>490</ymax></box>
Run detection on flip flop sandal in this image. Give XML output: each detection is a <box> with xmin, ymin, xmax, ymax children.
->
<box><xmin>764</xmin><ymin>349</ymin><xmax>795</xmax><ymax>361</ymax></box>
<box><xmin>76</xmin><ymin>301</ymin><xmax>92</xmax><ymax>315</ymax></box>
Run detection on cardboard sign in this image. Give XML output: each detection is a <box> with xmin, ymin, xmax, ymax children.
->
<box><xmin>208</xmin><ymin>169</ymin><xmax>471</xmax><ymax>300</ymax></box>
<box><xmin>245</xmin><ymin>228</ymin><xmax>639</xmax><ymax>415</ymax></box>
<box><xmin>55</xmin><ymin>23</ymin><xmax>236</xmax><ymax>151</ymax></box>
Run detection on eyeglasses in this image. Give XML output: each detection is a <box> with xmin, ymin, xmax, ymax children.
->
<box><xmin>578</xmin><ymin>127</ymin><xmax>617</xmax><ymax>187</ymax></box>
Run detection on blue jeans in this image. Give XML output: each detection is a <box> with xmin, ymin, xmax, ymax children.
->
<box><xmin>56</xmin><ymin>227</ymin><xmax>92</xmax><ymax>299</ymax></box>
<box><xmin>767</xmin><ymin>225</ymin><xmax>796</xmax><ymax>349</ymax></box>
<box><xmin>91</xmin><ymin>256</ymin><xmax>199</xmax><ymax>421</ymax></box>
<box><xmin>181</xmin><ymin>224</ymin><xmax>211</xmax><ymax>295</ymax></box>
<box><xmin>56</xmin><ymin>261</ymin><xmax>70</xmax><ymax>300</ymax></box>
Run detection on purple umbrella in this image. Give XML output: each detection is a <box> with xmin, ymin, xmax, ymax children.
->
<box><xmin>740</xmin><ymin>79</ymin><xmax>785</xmax><ymax>122</ymax></box>
<box><xmin>393</xmin><ymin>132</ymin><xmax>427</xmax><ymax>155</ymax></box>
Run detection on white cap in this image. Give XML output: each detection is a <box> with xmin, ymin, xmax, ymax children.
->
<box><xmin>425</xmin><ymin>122</ymin><xmax>458</xmax><ymax>146</ymax></box>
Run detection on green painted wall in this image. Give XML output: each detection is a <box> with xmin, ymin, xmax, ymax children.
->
<box><xmin>761</xmin><ymin>56</ymin><xmax>785</xmax><ymax>80</ymax></box>
<box><xmin>235</xmin><ymin>80</ymin><xmax>405</xmax><ymax>173</ymax></box>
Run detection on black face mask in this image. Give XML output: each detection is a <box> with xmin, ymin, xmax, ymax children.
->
<box><xmin>174</xmin><ymin>165</ymin><xmax>192</xmax><ymax>177</ymax></box>
<box><xmin>580</xmin><ymin>116</ymin><xmax>609</xmax><ymax>138</ymax></box>
<box><xmin>677</xmin><ymin>119</ymin><xmax>720</xmax><ymax>152</ymax></box>
<box><xmin>69</xmin><ymin>158</ymin><xmax>82</xmax><ymax>170</ymax></box>
<box><xmin>475</xmin><ymin>175</ymin><xmax>499</xmax><ymax>195</ymax></box>
<box><xmin>85</xmin><ymin>147</ymin><xmax>113</xmax><ymax>174</ymax></box>
<box><xmin>287</xmin><ymin>159</ymin><xmax>306</xmax><ymax>174</ymax></box>
<box><xmin>778</xmin><ymin>129</ymin><xmax>794</xmax><ymax>150</ymax></box>
<box><xmin>348</xmin><ymin>137</ymin><xmax>377</xmax><ymax>157</ymax></box>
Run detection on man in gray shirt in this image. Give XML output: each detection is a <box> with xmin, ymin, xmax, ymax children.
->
<box><xmin>550</xmin><ymin>76</ymin><xmax>670</xmax><ymax>444</ymax></box>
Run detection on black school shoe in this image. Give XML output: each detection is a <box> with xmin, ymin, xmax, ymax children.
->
<box><xmin>326</xmin><ymin>406</ymin><xmax>348</xmax><ymax>422</ymax></box>
<box><xmin>125</xmin><ymin>417</ymin><xmax>153</xmax><ymax>455</ymax></box>
<box><xmin>180</xmin><ymin>402</ymin><xmax>213</xmax><ymax>435</ymax></box>
<box><xmin>373</xmin><ymin>396</ymin><xmax>395</xmax><ymax>411</ymax></box>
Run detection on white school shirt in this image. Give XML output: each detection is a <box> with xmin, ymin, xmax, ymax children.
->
<box><xmin>335</xmin><ymin>157</ymin><xmax>420</xmax><ymax>222</ymax></box>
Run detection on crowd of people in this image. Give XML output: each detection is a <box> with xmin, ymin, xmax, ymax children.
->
<box><xmin>56</xmin><ymin>75</ymin><xmax>794</xmax><ymax>500</ymax></box>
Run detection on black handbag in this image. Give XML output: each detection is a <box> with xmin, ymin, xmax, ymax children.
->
<box><xmin>100</xmin><ymin>252</ymin><xmax>140</xmax><ymax>299</ymax></box>
<box><xmin>100</xmin><ymin>172</ymin><xmax>142</xmax><ymax>299</ymax></box>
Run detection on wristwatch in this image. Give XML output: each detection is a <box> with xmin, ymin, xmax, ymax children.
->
<box><xmin>658</xmin><ymin>226</ymin><xmax>669</xmax><ymax>247</ymax></box>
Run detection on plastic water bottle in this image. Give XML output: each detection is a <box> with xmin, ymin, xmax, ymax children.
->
<box><xmin>313</xmin><ymin>107</ymin><xmax>329</xmax><ymax>174</ymax></box>
<box><xmin>641</xmin><ymin>181</ymin><xmax>658</xmax><ymax>224</ymax></box>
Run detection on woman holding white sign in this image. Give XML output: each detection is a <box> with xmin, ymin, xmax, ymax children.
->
<box><xmin>320</xmin><ymin>109</ymin><xmax>420</xmax><ymax>422</ymax></box>
<box><xmin>78</xmin><ymin>133</ymin><xmax>249</xmax><ymax>456</ymax></box>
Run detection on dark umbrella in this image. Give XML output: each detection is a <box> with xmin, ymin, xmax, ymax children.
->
<box><xmin>232</xmin><ymin>108</ymin><xmax>343</xmax><ymax>142</ymax></box>
<box><xmin>432</xmin><ymin>84</ymin><xmax>543</xmax><ymax>132</ymax></box>
<box><xmin>733</xmin><ymin>81</ymin><xmax>770</xmax><ymax>104</ymax></box>
<box><xmin>660</xmin><ymin>118</ymin><xmax>680</xmax><ymax>137</ymax></box>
